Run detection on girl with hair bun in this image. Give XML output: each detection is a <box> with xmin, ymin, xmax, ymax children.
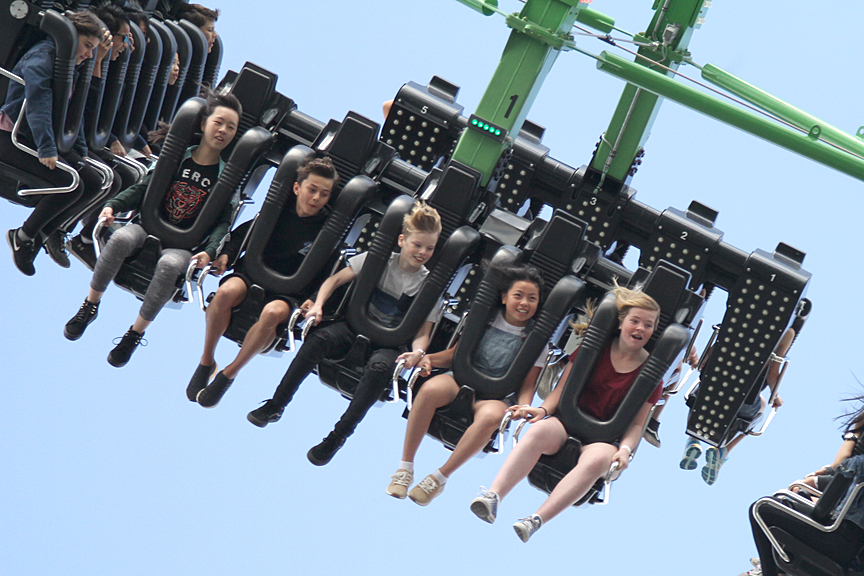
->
<box><xmin>247</xmin><ymin>200</ymin><xmax>443</xmax><ymax>467</ymax></box>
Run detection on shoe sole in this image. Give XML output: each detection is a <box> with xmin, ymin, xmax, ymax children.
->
<box><xmin>385</xmin><ymin>487</ymin><xmax>408</xmax><ymax>499</ymax></box>
<box><xmin>7</xmin><ymin>229</ymin><xmax>35</xmax><ymax>276</ymax></box>
<box><xmin>702</xmin><ymin>447</ymin><xmax>724</xmax><ymax>485</ymax></box>
<box><xmin>247</xmin><ymin>411</ymin><xmax>281</xmax><ymax>428</ymax></box>
<box><xmin>107</xmin><ymin>353</ymin><xmax>128</xmax><ymax>368</ymax></box>
<box><xmin>513</xmin><ymin>524</ymin><xmax>531</xmax><ymax>543</ymax></box>
<box><xmin>408</xmin><ymin>493</ymin><xmax>432</xmax><ymax>506</ymax></box>
<box><xmin>643</xmin><ymin>432</ymin><xmax>661</xmax><ymax>448</ymax></box>
<box><xmin>470</xmin><ymin>499</ymin><xmax>496</xmax><ymax>524</ymax></box>
<box><xmin>680</xmin><ymin>444</ymin><xmax>702</xmax><ymax>470</ymax></box>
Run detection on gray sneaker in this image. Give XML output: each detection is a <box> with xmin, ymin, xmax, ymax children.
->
<box><xmin>513</xmin><ymin>514</ymin><xmax>543</xmax><ymax>543</ymax></box>
<box><xmin>470</xmin><ymin>489</ymin><xmax>499</xmax><ymax>524</ymax></box>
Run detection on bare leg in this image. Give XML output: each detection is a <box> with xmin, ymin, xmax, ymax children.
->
<box><xmin>488</xmin><ymin>416</ymin><xmax>569</xmax><ymax>500</ymax></box>
<box><xmin>439</xmin><ymin>400</ymin><xmax>508</xmax><ymax>477</ymax></box>
<box><xmin>200</xmin><ymin>277</ymin><xmax>247</xmax><ymax>366</ymax></box>
<box><xmin>222</xmin><ymin>299</ymin><xmax>292</xmax><ymax>379</ymax></box>
<box><xmin>534</xmin><ymin>441</ymin><xmax>618</xmax><ymax>523</ymax></box>
<box><xmin>132</xmin><ymin>314</ymin><xmax>151</xmax><ymax>334</ymax></box>
<box><xmin>87</xmin><ymin>287</ymin><xmax>104</xmax><ymax>304</ymax></box>
<box><xmin>400</xmin><ymin>374</ymin><xmax>460</xmax><ymax>463</ymax></box>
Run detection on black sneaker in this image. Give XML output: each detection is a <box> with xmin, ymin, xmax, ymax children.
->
<box><xmin>67</xmin><ymin>234</ymin><xmax>97</xmax><ymax>270</ymax></box>
<box><xmin>196</xmin><ymin>371</ymin><xmax>234</xmax><ymax>408</ymax></box>
<box><xmin>6</xmin><ymin>228</ymin><xmax>38</xmax><ymax>276</ymax></box>
<box><xmin>186</xmin><ymin>362</ymin><xmax>218</xmax><ymax>401</ymax></box>
<box><xmin>64</xmin><ymin>299</ymin><xmax>99</xmax><ymax>340</ymax></box>
<box><xmin>307</xmin><ymin>431</ymin><xmax>346</xmax><ymax>466</ymax></box>
<box><xmin>643</xmin><ymin>417</ymin><xmax>661</xmax><ymax>448</ymax></box>
<box><xmin>247</xmin><ymin>399</ymin><xmax>284</xmax><ymax>428</ymax></box>
<box><xmin>44</xmin><ymin>229</ymin><xmax>70</xmax><ymax>268</ymax></box>
<box><xmin>107</xmin><ymin>326</ymin><xmax>146</xmax><ymax>367</ymax></box>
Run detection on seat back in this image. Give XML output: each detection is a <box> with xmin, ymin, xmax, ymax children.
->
<box><xmin>158</xmin><ymin>20</ymin><xmax>190</xmax><ymax>123</ymax></box>
<box><xmin>141</xmin><ymin>18</ymin><xmax>176</xmax><ymax>134</ymax></box>
<box><xmin>117</xmin><ymin>20</ymin><xmax>161</xmax><ymax>149</ymax></box>
<box><xmin>201</xmin><ymin>34</ymin><xmax>222</xmax><ymax>90</ymax></box>
<box><xmin>110</xmin><ymin>21</ymin><xmax>146</xmax><ymax>150</ymax></box>
<box><xmin>176</xmin><ymin>19</ymin><xmax>207</xmax><ymax>105</ymax></box>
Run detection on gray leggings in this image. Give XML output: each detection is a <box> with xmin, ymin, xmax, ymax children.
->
<box><xmin>91</xmin><ymin>223</ymin><xmax>192</xmax><ymax>322</ymax></box>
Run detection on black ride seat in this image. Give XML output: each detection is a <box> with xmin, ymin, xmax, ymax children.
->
<box><xmin>212</xmin><ymin>145</ymin><xmax>378</xmax><ymax>352</ymax></box>
<box><xmin>110</xmin><ymin>98</ymin><xmax>272</xmax><ymax>302</ymax></box>
<box><xmin>527</xmin><ymin>262</ymin><xmax>691</xmax><ymax>505</ymax></box>
<box><xmin>753</xmin><ymin>461</ymin><xmax>864</xmax><ymax>576</ymax></box>
<box><xmin>316</xmin><ymin>194</ymin><xmax>481</xmax><ymax>401</ymax></box>
<box><xmin>0</xmin><ymin>10</ymin><xmax>82</xmax><ymax>203</ymax></box>
<box><xmin>411</xmin><ymin>210</ymin><xmax>593</xmax><ymax>454</ymax></box>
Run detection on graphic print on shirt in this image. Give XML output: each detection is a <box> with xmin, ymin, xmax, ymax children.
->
<box><xmin>162</xmin><ymin>162</ymin><xmax>219</xmax><ymax>225</ymax></box>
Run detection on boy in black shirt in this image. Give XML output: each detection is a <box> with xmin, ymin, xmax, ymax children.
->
<box><xmin>188</xmin><ymin>157</ymin><xmax>338</xmax><ymax>406</ymax></box>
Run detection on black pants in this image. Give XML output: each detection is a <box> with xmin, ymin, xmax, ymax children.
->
<box><xmin>272</xmin><ymin>321</ymin><xmax>400</xmax><ymax>438</ymax></box>
<box><xmin>0</xmin><ymin>130</ymin><xmax>101</xmax><ymax>238</ymax></box>
<box><xmin>749</xmin><ymin>499</ymin><xmax>864</xmax><ymax>576</ymax></box>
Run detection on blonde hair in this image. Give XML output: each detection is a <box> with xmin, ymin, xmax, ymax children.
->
<box><xmin>570</xmin><ymin>280</ymin><xmax>660</xmax><ymax>336</ymax></box>
<box><xmin>402</xmin><ymin>200</ymin><xmax>442</xmax><ymax>237</ymax></box>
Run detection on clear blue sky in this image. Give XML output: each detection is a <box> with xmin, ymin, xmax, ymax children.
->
<box><xmin>2</xmin><ymin>1</ymin><xmax>863</xmax><ymax>574</ymax></box>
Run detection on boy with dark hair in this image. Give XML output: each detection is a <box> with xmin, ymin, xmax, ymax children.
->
<box><xmin>189</xmin><ymin>157</ymin><xmax>339</xmax><ymax>406</ymax></box>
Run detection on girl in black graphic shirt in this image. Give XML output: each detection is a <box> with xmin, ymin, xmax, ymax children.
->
<box><xmin>62</xmin><ymin>93</ymin><xmax>242</xmax><ymax>368</ymax></box>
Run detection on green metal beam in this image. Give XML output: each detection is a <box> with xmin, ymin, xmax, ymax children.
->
<box><xmin>451</xmin><ymin>0</ymin><xmax>585</xmax><ymax>185</ymax></box>
<box><xmin>589</xmin><ymin>0</ymin><xmax>710</xmax><ymax>184</ymax></box>
<box><xmin>700</xmin><ymin>63</ymin><xmax>864</xmax><ymax>159</ymax></box>
<box><xmin>596</xmin><ymin>51</ymin><xmax>864</xmax><ymax>182</ymax></box>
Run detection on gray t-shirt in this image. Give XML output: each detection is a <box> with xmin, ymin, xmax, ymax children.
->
<box><xmin>347</xmin><ymin>252</ymin><xmax>437</xmax><ymax>328</ymax></box>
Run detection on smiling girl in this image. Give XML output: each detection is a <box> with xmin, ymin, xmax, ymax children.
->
<box><xmin>470</xmin><ymin>284</ymin><xmax>663</xmax><ymax>542</ymax></box>
<box><xmin>386</xmin><ymin>265</ymin><xmax>547</xmax><ymax>506</ymax></box>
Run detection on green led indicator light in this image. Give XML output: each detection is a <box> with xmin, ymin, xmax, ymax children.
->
<box><xmin>471</xmin><ymin>119</ymin><xmax>478</xmax><ymax>126</ymax></box>
<box><xmin>495</xmin><ymin>129</ymin><xmax>501</xmax><ymax>136</ymax></box>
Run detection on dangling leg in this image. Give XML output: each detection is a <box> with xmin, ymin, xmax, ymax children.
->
<box><xmin>308</xmin><ymin>347</ymin><xmax>400</xmax><ymax>465</ymax></box>
<box><xmin>199</xmin><ymin>299</ymin><xmax>294</xmax><ymax>408</ymax></box>
<box><xmin>187</xmin><ymin>276</ymin><xmax>247</xmax><ymax>401</ymax></box>
<box><xmin>107</xmin><ymin>248</ymin><xmax>191</xmax><ymax>368</ymax></box>
<box><xmin>223</xmin><ymin>299</ymin><xmax>292</xmax><ymax>379</ymax></box>
<box><xmin>247</xmin><ymin>322</ymin><xmax>354</xmax><ymax>427</ymax></box>
<box><xmin>385</xmin><ymin>374</ymin><xmax>459</xmax><ymax>500</ymax></box>
<box><xmin>65</xmin><ymin>224</ymin><xmax>147</xmax><ymax>341</ymax></box>
<box><xmin>439</xmin><ymin>399</ymin><xmax>508</xmax><ymax>477</ymax></box>
<box><xmin>534</xmin><ymin>441</ymin><xmax>618</xmax><ymax>522</ymax></box>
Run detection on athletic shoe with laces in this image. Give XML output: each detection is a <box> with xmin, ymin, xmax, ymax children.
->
<box><xmin>186</xmin><ymin>363</ymin><xmax>218</xmax><ymax>401</ymax></box>
<box><xmin>307</xmin><ymin>431</ymin><xmax>346</xmax><ymax>466</ymax></box>
<box><xmin>702</xmin><ymin>445</ymin><xmax>728</xmax><ymax>485</ymax></box>
<box><xmin>7</xmin><ymin>228</ymin><xmax>39</xmax><ymax>276</ymax></box>
<box><xmin>247</xmin><ymin>399</ymin><xmax>284</xmax><ymax>428</ymax></box>
<box><xmin>386</xmin><ymin>469</ymin><xmax>414</xmax><ymax>499</ymax></box>
<box><xmin>67</xmin><ymin>234</ymin><xmax>97</xmax><ymax>270</ymax></box>
<box><xmin>680</xmin><ymin>437</ymin><xmax>702</xmax><ymax>470</ymax></box>
<box><xmin>196</xmin><ymin>371</ymin><xmax>234</xmax><ymax>408</ymax></box>
<box><xmin>44</xmin><ymin>229</ymin><xmax>70</xmax><ymax>268</ymax></box>
<box><xmin>470</xmin><ymin>489</ymin><xmax>499</xmax><ymax>524</ymax></box>
<box><xmin>643</xmin><ymin>417</ymin><xmax>661</xmax><ymax>448</ymax></box>
<box><xmin>64</xmin><ymin>299</ymin><xmax>99</xmax><ymax>340</ymax></box>
<box><xmin>513</xmin><ymin>514</ymin><xmax>543</xmax><ymax>543</ymax></box>
<box><xmin>409</xmin><ymin>474</ymin><xmax>444</xmax><ymax>506</ymax></box>
<box><xmin>107</xmin><ymin>326</ymin><xmax>146</xmax><ymax>367</ymax></box>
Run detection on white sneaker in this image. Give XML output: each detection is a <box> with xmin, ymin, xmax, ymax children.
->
<box><xmin>386</xmin><ymin>469</ymin><xmax>413</xmax><ymax>499</ymax></box>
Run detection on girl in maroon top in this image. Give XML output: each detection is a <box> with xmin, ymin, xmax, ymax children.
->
<box><xmin>470</xmin><ymin>285</ymin><xmax>661</xmax><ymax>542</ymax></box>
